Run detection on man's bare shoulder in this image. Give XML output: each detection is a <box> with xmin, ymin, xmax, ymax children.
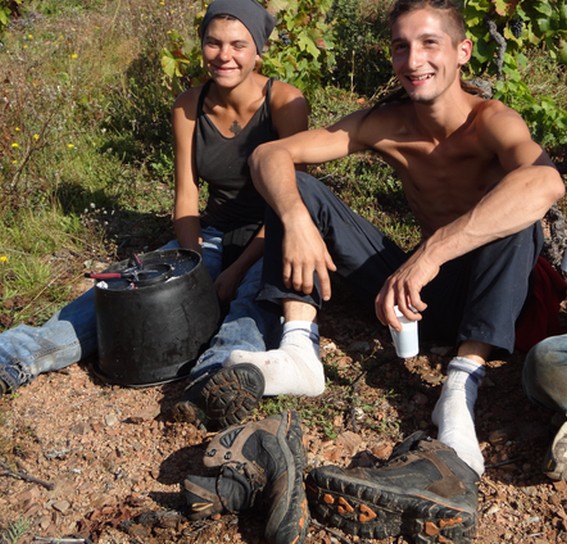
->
<box><xmin>471</xmin><ymin>98</ymin><xmax>554</xmax><ymax>172</ymax></box>
<box><xmin>473</xmin><ymin>98</ymin><xmax>534</xmax><ymax>145</ymax></box>
<box><xmin>473</xmin><ymin>98</ymin><xmax>525</xmax><ymax>127</ymax></box>
<box><xmin>364</xmin><ymin>100</ymin><xmax>414</xmax><ymax>121</ymax></box>
<box><xmin>355</xmin><ymin>101</ymin><xmax>415</xmax><ymax>145</ymax></box>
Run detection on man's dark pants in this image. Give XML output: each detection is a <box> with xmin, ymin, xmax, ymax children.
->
<box><xmin>259</xmin><ymin>172</ymin><xmax>543</xmax><ymax>353</ymax></box>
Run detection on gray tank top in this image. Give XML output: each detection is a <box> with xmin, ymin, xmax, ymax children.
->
<box><xmin>195</xmin><ymin>78</ymin><xmax>278</xmax><ymax>231</ymax></box>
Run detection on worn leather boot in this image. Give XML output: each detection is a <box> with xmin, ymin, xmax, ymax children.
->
<box><xmin>171</xmin><ymin>363</ymin><xmax>265</xmax><ymax>430</ymax></box>
<box><xmin>183</xmin><ymin>411</ymin><xmax>309</xmax><ymax>544</ymax></box>
<box><xmin>0</xmin><ymin>362</ymin><xmax>28</xmax><ymax>396</ymax></box>
<box><xmin>306</xmin><ymin>431</ymin><xmax>479</xmax><ymax>543</ymax></box>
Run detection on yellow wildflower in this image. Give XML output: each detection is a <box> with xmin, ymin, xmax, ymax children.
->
<box><xmin>33</xmin><ymin>134</ymin><xmax>39</xmax><ymax>140</ymax></box>
<box><xmin>11</xmin><ymin>142</ymin><xmax>19</xmax><ymax>148</ymax></box>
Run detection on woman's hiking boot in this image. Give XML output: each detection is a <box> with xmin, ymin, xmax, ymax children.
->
<box><xmin>183</xmin><ymin>411</ymin><xmax>309</xmax><ymax>544</ymax></box>
<box><xmin>0</xmin><ymin>362</ymin><xmax>28</xmax><ymax>396</ymax></box>
<box><xmin>171</xmin><ymin>363</ymin><xmax>265</xmax><ymax>430</ymax></box>
<box><xmin>305</xmin><ymin>431</ymin><xmax>479</xmax><ymax>543</ymax></box>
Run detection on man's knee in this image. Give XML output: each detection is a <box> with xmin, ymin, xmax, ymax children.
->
<box><xmin>526</xmin><ymin>335</ymin><xmax>567</xmax><ymax>371</ymax></box>
<box><xmin>295</xmin><ymin>171</ymin><xmax>327</xmax><ymax>207</ymax></box>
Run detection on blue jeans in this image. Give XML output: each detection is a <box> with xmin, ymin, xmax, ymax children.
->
<box><xmin>523</xmin><ymin>334</ymin><xmax>567</xmax><ymax>414</ymax></box>
<box><xmin>0</xmin><ymin>226</ymin><xmax>280</xmax><ymax>389</ymax></box>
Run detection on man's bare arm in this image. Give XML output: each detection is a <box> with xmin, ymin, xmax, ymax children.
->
<box><xmin>377</xmin><ymin>104</ymin><xmax>565</xmax><ymax>327</ymax></box>
<box><xmin>248</xmin><ymin>110</ymin><xmax>371</xmax><ymax>299</ymax></box>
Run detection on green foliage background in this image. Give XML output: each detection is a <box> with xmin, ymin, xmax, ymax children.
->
<box><xmin>461</xmin><ymin>0</ymin><xmax>567</xmax><ymax>149</ymax></box>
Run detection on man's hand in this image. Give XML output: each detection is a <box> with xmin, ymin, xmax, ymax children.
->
<box><xmin>375</xmin><ymin>245</ymin><xmax>440</xmax><ymax>330</ymax></box>
<box><xmin>282</xmin><ymin>213</ymin><xmax>336</xmax><ymax>300</ymax></box>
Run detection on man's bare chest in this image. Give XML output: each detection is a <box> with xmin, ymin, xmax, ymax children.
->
<box><xmin>383</xmin><ymin>136</ymin><xmax>500</xmax><ymax>193</ymax></box>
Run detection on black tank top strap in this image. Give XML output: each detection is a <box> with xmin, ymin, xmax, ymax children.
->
<box><xmin>196</xmin><ymin>79</ymin><xmax>212</xmax><ymax>119</ymax></box>
<box><xmin>195</xmin><ymin>77</ymin><xmax>279</xmax><ymax>232</ymax></box>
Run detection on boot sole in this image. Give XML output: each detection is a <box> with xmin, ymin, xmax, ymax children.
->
<box><xmin>266</xmin><ymin>411</ymin><xmax>310</xmax><ymax>544</ymax></box>
<box><xmin>306</xmin><ymin>467</ymin><xmax>476</xmax><ymax>543</ymax></box>
<box><xmin>201</xmin><ymin>364</ymin><xmax>265</xmax><ymax>429</ymax></box>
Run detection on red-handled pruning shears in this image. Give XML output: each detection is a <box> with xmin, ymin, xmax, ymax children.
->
<box><xmin>84</xmin><ymin>270</ymin><xmax>138</xmax><ymax>281</ymax></box>
<box><xmin>84</xmin><ymin>253</ymin><xmax>143</xmax><ymax>281</ymax></box>
<box><xmin>84</xmin><ymin>254</ymin><xmax>172</xmax><ymax>286</ymax></box>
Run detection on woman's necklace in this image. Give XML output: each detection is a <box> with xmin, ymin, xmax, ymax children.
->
<box><xmin>229</xmin><ymin>120</ymin><xmax>243</xmax><ymax>135</ymax></box>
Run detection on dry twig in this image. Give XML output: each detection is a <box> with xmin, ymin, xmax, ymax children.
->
<box><xmin>0</xmin><ymin>459</ymin><xmax>54</xmax><ymax>490</ymax></box>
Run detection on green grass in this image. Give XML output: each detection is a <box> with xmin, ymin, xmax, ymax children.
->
<box><xmin>0</xmin><ymin>516</ymin><xmax>31</xmax><ymax>544</ymax></box>
<box><xmin>0</xmin><ymin>0</ymin><xmax>565</xmax><ymax>330</ymax></box>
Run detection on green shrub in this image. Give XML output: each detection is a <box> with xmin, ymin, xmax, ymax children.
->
<box><xmin>323</xmin><ymin>0</ymin><xmax>392</xmax><ymax>96</ymax></box>
<box><xmin>461</xmin><ymin>0</ymin><xmax>567</xmax><ymax>150</ymax></box>
<box><xmin>262</xmin><ymin>0</ymin><xmax>336</xmax><ymax>97</ymax></box>
<box><xmin>0</xmin><ymin>1</ymin><xmax>22</xmax><ymax>38</ymax></box>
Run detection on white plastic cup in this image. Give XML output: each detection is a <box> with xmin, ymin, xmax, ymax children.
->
<box><xmin>388</xmin><ymin>305</ymin><xmax>419</xmax><ymax>358</ymax></box>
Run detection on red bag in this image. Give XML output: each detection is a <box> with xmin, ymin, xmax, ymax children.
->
<box><xmin>515</xmin><ymin>256</ymin><xmax>566</xmax><ymax>352</ymax></box>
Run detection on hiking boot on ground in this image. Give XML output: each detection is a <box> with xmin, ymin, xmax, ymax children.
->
<box><xmin>306</xmin><ymin>431</ymin><xmax>479</xmax><ymax>543</ymax></box>
<box><xmin>171</xmin><ymin>363</ymin><xmax>265</xmax><ymax>430</ymax></box>
<box><xmin>0</xmin><ymin>363</ymin><xmax>28</xmax><ymax>396</ymax></box>
<box><xmin>183</xmin><ymin>411</ymin><xmax>309</xmax><ymax>544</ymax></box>
<box><xmin>543</xmin><ymin>420</ymin><xmax>567</xmax><ymax>480</ymax></box>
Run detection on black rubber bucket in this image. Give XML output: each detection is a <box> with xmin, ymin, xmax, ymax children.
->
<box><xmin>93</xmin><ymin>249</ymin><xmax>221</xmax><ymax>387</ymax></box>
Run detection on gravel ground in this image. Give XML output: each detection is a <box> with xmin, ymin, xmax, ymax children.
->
<box><xmin>1</xmin><ymin>286</ymin><xmax>567</xmax><ymax>544</ymax></box>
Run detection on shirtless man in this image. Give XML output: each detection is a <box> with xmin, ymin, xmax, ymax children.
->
<box><xmin>219</xmin><ymin>0</ymin><xmax>564</xmax><ymax>540</ymax></box>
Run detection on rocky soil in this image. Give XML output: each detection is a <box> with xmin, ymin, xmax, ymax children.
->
<box><xmin>1</xmin><ymin>277</ymin><xmax>567</xmax><ymax>544</ymax></box>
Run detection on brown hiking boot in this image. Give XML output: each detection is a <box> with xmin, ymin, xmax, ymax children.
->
<box><xmin>306</xmin><ymin>431</ymin><xmax>478</xmax><ymax>543</ymax></box>
<box><xmin>183</xmin><ymin>411</ymin><xmax>309</xmax><ymax>544</ymax></box>
<box><xmin>171</xmin><ymin>363</ymin><xmax>265</xmax><ymax>430</ymax></box>
<box><xmin>0</xmin><ymin>362</ymin><xmax>28</xmax><ymax>396</ymax></box>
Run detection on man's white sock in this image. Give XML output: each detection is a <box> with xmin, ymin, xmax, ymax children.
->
<box><xmin>432</xmin><ymin>356</ymin><xmax>486</xmax><ymax>476</ymax></box>
<box><xmin>225</xmin><ymin>321</ymin><xmax>325</xmax><ymax>396</ymax></box>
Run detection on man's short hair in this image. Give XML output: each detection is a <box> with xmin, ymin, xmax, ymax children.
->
<box><xmin>388</xmin><ymin>0</ymin><xmax>467</xmax><ymax>45</ymax></box>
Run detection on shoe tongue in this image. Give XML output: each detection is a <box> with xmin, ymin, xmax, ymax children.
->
<box><xmin>218</xmin><ymin>464</ymin><xmax>260</xmax><ymax>512</ymax></box>
<box><xmin>390</xmin><ymin>431</ymin><xmax>429</xmax><ymax>459</ymax></box>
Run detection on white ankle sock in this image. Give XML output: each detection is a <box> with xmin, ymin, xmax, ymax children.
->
<box><xmin>225</xmin><ymin>321</ymin><xmax>325</xmax><ymax>396</ymax></box>
<box><xmin>432</xmin><ymin>356</ymin><xmax>486</xmax><ymax>476</ymax></box>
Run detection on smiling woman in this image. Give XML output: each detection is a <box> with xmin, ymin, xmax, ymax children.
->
<box><xmin>199</xmin><ymin>16</ymin><xmax>264</xmax><ymax>129</ymax></box>
<box><xmin>202</xmin><ymin>19</ymin><xmax>257</xmax><ymax>73</ymax></box>
<box><xmin>0</xmin><ymin>0</ymin><xmax>309</xmax><ymax>430</ymax></box>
